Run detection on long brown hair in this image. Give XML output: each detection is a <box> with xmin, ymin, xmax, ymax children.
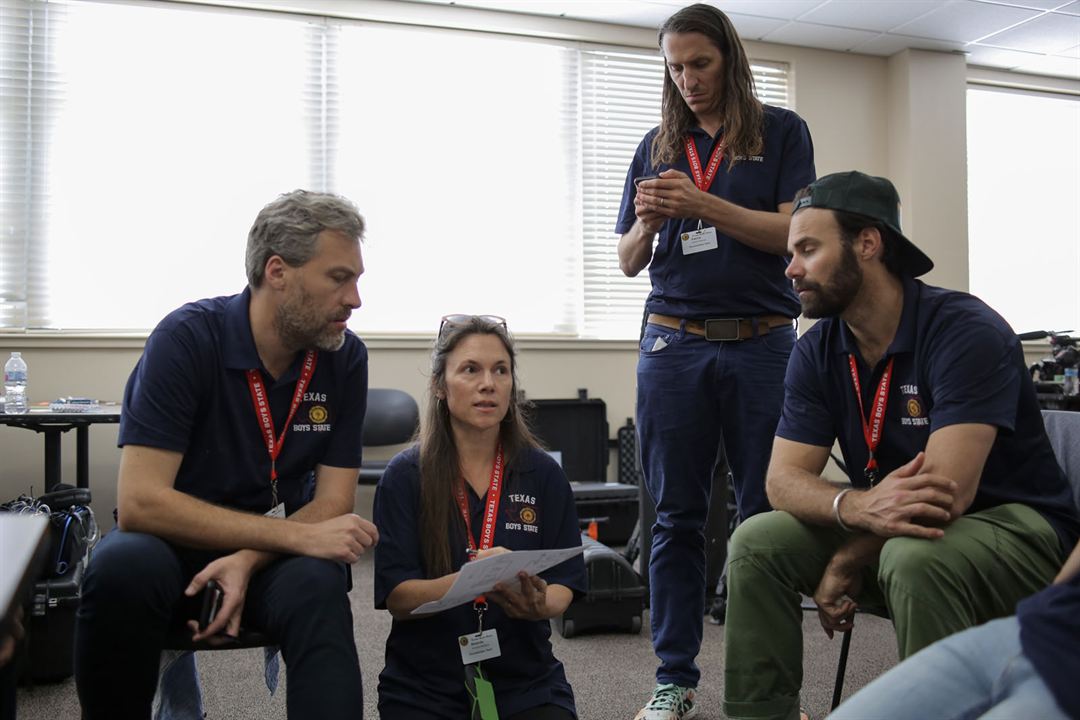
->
<box><xmin>417</xmin><ymin>317</ymin><xmax>540</xmax><ymax>578</ymax></box>
<box><xmin>651</xmin><ymin>3</ymin><xmax>764</xmax><ymax>170</ymax></box>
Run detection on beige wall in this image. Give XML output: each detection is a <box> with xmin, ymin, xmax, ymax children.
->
<box><xmin>0</xmin><ymin>11</ymin><xmax>1021</xmax><ymax>524</ymax></box>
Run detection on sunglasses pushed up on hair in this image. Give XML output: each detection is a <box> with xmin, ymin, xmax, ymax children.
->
<box><xmin>438</xmin><ymin>314</ymin><xmax>507</xmax><ymax>337</ymax></box>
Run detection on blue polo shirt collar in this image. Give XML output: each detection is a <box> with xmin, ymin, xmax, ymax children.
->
<box><xmin>222</xmin><ymin>287</ymin><xmax>260</xmax><ymax>371</ymax></box>
<box><xmin>836</xmin><ymin>275</ymin><xmax>921</xmax><ymax>362</ymax></box>
<box><xmin>688</xmin><ymin>125</ymin><xmax>722</xmax><ymax>140</ymax></box>
<box><xmin>221</xmin><ymin>287</ymin><xmax>307</xmax><ymax>384</ymax></box>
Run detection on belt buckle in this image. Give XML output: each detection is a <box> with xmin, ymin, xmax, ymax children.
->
<box><xmin>705</xmin><ymin>318</ymin><xmax>742</xmax><ymax>342</ymax></box>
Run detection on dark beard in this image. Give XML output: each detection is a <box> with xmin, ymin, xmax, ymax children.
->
<box><xmin>275</xmin><ymin>287</ymin><xmax>347</xmax><ymax>352</ymax></box>
<box><xmin>796</xmin><ymin>243</ymin><xmax>862</xmax><ymax>319</ymax></box>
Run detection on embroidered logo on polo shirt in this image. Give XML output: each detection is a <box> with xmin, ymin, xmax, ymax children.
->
<box><xmin>899</xmin><ymin>384</ymin><xmax>928</xmax><ymax>426</ymax></box>
<box><xmin>732</xmin><ymin>155</ymin><xmax>765</xmax><ymax>162</ymax></box>
<box><xmin>292</xmin><ymin>400</ymin><xmax>332</xmax><ymax>433</ymax></box>
<box><xmin>503</xmin><ymin>493</ymin><xmax>539</xmax><ymax>534</ymax></box>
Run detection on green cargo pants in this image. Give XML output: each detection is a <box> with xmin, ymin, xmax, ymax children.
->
<box><xmin>722</xmin><ymin>504</ymin><xmax>1064</xmax><ymax>720</ymax></box>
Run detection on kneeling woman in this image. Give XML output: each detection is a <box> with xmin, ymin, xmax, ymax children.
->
<box><xmin>374</xmin><ymin>315</ymin><xmax>586</xmax><ymax>720</ymax></box>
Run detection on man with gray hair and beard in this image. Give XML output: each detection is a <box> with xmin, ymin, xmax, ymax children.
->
<box><xmin>75</xmin><ymin>190</ymin><xmax>377</xmax><ymax>719</ymax></box>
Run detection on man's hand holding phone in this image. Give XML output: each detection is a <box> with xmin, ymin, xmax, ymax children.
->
<box><xmin>635</xmin><ymin>168</ymin><xmax>704</xmax><ymax>223</ymax></box>
<box><xmin>634</xmin><ymin>175</ymin><xmax>666</xmax><ymax>232</ymax></box>
<box><xmin>634</xmin><ymin>174</ymin><xmax>660</xmax><ymax>188</ymax></box>
<box><xmin>184</xmin><ymin>551</ymin><xmax>258</xmax><ymax>643</ymax></box>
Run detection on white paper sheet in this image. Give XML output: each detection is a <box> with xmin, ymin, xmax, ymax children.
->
<box><xmin>411</xmin><ymin>545</ymin><xmax>584</xmax><ymax>615</ymax></box>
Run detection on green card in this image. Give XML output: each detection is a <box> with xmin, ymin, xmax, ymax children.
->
<box><xmin>475</xmin><ymin>673</ymin><xmax>498</xmax><ymax>720</ymax></box>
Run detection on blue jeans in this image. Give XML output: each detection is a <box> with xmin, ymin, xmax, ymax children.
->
<box><xmin>831</xmin><ymin>616</ymin><xmax>1069</xmax><ymax>720</ymax></box>
<box><xmin>637</xmin><ymin>321</ymin><xmax>794</xmax><ymax>687</ymax></box>
<box><xmin>75</xmin><ymin>530</ymin><xmax>363</xmax><ymax>720</ymax></box>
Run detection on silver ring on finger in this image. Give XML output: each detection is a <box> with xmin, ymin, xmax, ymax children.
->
<box><xmin>660</xmin><ymin>197</ymin><xmax>665</xmax><ymax>207</ymax></box>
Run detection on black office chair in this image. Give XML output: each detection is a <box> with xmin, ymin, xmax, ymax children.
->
<box><xmin>358</xmin><ymin>388</ymin><xmax>419</xmax><ymax>485</ymax></box>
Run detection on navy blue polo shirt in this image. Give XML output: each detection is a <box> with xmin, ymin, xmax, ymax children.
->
<box><xmin>777</xmin><ymin>276</ymin><xmax>1079</xmax><ymax>551</ymax></box>
<box><xmin>373</xmin><ymin>446</ymin><xmax>586</xmax><ymax>719</ymax></box>
<box><xmin>1018</xmin><ymin>571</ymin><xmax>1080</xmax><ymax>718</ymax></box>
<box><xmin>119</xmin><ymin>288</ymin><xmax>368</xmax><ymax>515</ymax></box>
<box><xmin>614</xmin><ymin>104</ymin><xmax>815</xmax><ymax>319</ymax></box>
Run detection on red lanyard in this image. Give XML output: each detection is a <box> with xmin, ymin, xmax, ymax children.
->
<box><xmin>684</xmin><ymin>135</ymin><xmax>725</xmax><ymax>192</ymax></box>
<box><xmin>847</xmin><ymin>355</ymin><xmax>894</xmax><ymax>485</ymax></box>
<box><xmin>455</xmin><ymin>444</ymin><xmax>504</xmax><ymax>607</ymax></box>
<box><xmin>455</xmin><ymin>444</ymin><xmax>505</xmax><ymax>554</ymax></box>
<box><xmin>245</xmin><ymin>350</ymin><xmax>318</xmax><ymax>508</ymax></box>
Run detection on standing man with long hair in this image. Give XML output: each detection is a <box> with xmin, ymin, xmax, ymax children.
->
<box><xmin>615</xmin><ymin>5</ymin><xmax>815</xmax><ymax>718</ymax></box>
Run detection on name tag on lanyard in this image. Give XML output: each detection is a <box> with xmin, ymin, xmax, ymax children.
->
<box><xmin>459</xmin><ymin>628</ymin><xmax>501</xmax><ymax>665</ymax></box>
<box><xmin>681</xmin><ymin>134</ymin><xmax>724</xmax><ymax>256</ymax></box>
<box><xmin>455</xmin><ymin>446</ymin><xmax>506</xmax><ymax>669</ymax></box>
<box><xmin>681</xmin><ymin>227</ymin><xmax>718</xmax><ymax>255</ymax></box>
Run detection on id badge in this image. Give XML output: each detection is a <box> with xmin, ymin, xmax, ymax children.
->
<box><xmin>265</xmin><ymin>503</ymin><xmax>286</xmax><ymax>519</ymax></box>
<box><xmin>680</xmin><ymin>226</ymin><xmax>718</xmax><ymax>255</ymax></box>
<box><xmin>459</xmin><ymin>629</ymin><xmax>501</xmax><ymax>665</ymax></box>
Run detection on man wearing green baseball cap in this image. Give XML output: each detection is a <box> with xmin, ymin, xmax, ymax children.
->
<box><xmin>722</xmin><ymin>171</ymin><xmax>1080</xmax><ymax>720</ymax></box>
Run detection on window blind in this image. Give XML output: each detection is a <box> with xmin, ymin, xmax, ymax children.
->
<box><xmin>0</xmin><ymin>0</ymin><xmax>62</xmax><ymax>330</ymax></box>
<box><xmin>0</xmin><ymin>0</ymin><xmax>793</xmax><ymax>338</ymax></box>
<box><xmin>579</xmin><ymin>50</ymin><xmax>792</xmax><ymax>339</ymax></box>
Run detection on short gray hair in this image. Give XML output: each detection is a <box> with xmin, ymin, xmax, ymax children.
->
<box><xmin>245</xmin><ymin>190</ymin><xmax>365</xmax><ymax>287</ymax></box>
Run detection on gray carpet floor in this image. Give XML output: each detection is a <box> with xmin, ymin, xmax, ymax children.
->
<box><xmin>15</xmin><ymin>550</ymin><xmax>898</xmax><ymax>719</ymax></box>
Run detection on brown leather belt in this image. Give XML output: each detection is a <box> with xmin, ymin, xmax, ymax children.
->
<box><xmin>647</xmin><ymin>312</ymin><xmax>792</xmax><ymax>341</ymax></box>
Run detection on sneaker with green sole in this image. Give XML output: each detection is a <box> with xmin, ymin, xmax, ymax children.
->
<box><xmin>633</xmin><ymin>683</ymin><xmax>698</xmax><ymax>720</ymax></box>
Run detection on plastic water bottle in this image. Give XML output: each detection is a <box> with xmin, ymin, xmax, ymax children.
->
<box><xmin>1064</xmin><ymin>367</ymin><xmax>1079</xmax><ymax>397</ymax></box>
<box><xmin>3</xmin><ymin>352</ymin><xmax>28</xmax><ymax>414</ymax></box>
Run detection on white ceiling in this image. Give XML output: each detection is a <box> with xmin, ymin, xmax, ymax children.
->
<box><xmin>407</xmin><ymin>0</ymin><xmax>1080</xmax><ymax>80</ymax></box>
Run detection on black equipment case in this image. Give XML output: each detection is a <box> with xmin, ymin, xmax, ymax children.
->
<box><xmin>553</xmin><ymin>533</ymin><xmax>644</xmax><ymax>638</ymax></box>
<box><xmin>2</xmin><ymin>484</ymin><xmax>95</xmax><ymax>685</ymax></box>
<box><xmin>530</xmin><ymin>391</ymin><xmax>638</xmax><ymax>545</ymax></box>
<box><xmin>23</xmin><ymin>561</ymin><xmax>83</xmax><ymax>683</ymax></box>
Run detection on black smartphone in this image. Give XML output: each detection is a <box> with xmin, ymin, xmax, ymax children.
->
<box><xmin>634</xmin><ymin>174</ymin><xmax>660</xmax><ymax>187</ymax></box>
<box><xmin>198</xmin><ymin>580</ymin><xmax>224</xmax><ymax>631</ymax></box>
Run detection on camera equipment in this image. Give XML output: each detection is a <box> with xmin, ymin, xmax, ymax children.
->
<box><xmin>1020</xmin><ymin>329</ymin><xmax>1078</xmax><ymax>392</ymax></box>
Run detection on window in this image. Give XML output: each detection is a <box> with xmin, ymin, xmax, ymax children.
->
<box><xmin>580</xmin><ymin>52</ymin><xmax>790</xmax><ymax>338</ymax></box>
<box><xmin>0</xmin><ymin>0</ymin><xmax>792</xmax><ymax>338</ymax></box>
<box><xmin>967</xmin><ymin>85</ymin><xmax>1080</xmax><ymax>335</ymax></box>
<box><xmin>1</xmin><ymin>0</ymin><xmax>314</xmax><ymax>330</ymax></box>
<box><xmin>332</xmin><ymin>25</ymin><xmax>581</xmax><ymax>335</ymax></box>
